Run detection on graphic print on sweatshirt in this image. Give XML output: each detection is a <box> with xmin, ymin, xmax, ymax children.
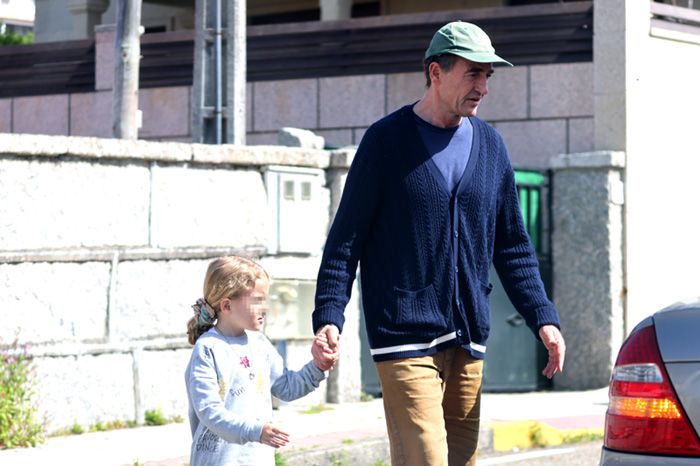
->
<box><xmin>196</xmin><ymin>429</ymin><xmax>224</xmax><ymax>453</ymax></box>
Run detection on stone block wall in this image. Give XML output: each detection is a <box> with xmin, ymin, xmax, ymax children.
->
<box><xmin>0</xmin><ymin>26</ymin><xmax>593</xmax><ymax>171</ymax></box>
<box><xmin>0</xmin><ymin>134</ymin><xmax>358</xmax><ymax>432</ymax></box>
<box><xmin>247</xmin><ymin>62</ymin><xmax>594</xmax><ymax>170</ymax></box>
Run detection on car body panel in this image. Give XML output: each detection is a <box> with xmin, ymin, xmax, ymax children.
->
<box><xmin>600</xmin><ymin>448</ymin><xmax>700</xmax><ymax>465</ymax></box>
<box><xmin>600</xmin><ymin>300</ymin><xmax>700</xmax><ymax>465</ymax></box>
<box><xmin>654</xmin><ymin>304</ymin><xmax>700</xmax><ymax>363</ymax></box>
<box><xmin>654</xmin><ymin>302</ymin><xmax>700</xmax><ymax>438</ymax></box>
<box><xmin>665</xmin><ymin>362</ymin><xmax>700</xmax><ymax>438</ymax></box>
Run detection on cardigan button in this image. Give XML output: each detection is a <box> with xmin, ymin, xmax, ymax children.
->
<box><xmin>457</xmin><ymin>329</ymin><xmax>463</xmax><ymax>337</ymax></box>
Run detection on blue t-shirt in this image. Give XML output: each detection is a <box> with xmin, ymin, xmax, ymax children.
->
<box><xmin>414</xmin><ymin>113</ymin><xmax>474</xmax><ymax>194</ymax></box>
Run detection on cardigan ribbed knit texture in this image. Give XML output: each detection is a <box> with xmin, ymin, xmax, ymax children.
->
<box><xmin>313</xmin><ymin>105</ymin><xmax>560</xmax><ymax>361</ymax></box>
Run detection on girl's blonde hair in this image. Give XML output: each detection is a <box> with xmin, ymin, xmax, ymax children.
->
<box><xmin>186</xmin><ymin>256</ymin><xmax>269</xmax><ymax>345</ymax></box>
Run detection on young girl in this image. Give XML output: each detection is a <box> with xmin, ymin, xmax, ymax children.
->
<box><xmin>185</xmin><ymin>256</ymin><xmax>335</xmax><ymax>466</ymax></box>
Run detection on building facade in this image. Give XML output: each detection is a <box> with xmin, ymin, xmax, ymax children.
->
<box><xmin>0</xmin><ymin>0</ymin><xmax>699</xmax><ymax>430</ymax></box>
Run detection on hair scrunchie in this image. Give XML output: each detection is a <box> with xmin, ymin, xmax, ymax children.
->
<box><xmin>192</xmin><ymin>298</ymin><xmax>216</xmax><ymax>326</ymax></box>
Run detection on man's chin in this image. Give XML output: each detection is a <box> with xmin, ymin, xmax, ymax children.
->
<box><xmin>461</xmin><ymin>104</ymin><xmax>479</xmax><ymax>117</ymax></box>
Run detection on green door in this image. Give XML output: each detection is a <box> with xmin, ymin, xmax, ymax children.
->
<box><xmin>482</xmin><ymin>170</ymin><xmax>550</xmax><ymax>391</ymax></box>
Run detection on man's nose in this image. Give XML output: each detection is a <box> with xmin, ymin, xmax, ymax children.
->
<box><xmin>475</xmin><ymin>76</ymin><xmax>488</xmax><ymax>96</ymax></box>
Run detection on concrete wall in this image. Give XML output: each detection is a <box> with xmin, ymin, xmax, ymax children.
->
<box><xmin>0</xmin><ymin>58</ymin><xmax>593</xmax><ymax>172</ymax></box>
<box><xmin>550</xmin><ymin>151</ymin><xmax>626</xmax><ymax>389</ymax></box>
<box><xmin>34</xmin><ymin>0</ymin><xmax>194</xmax><ymax>42</ymax></box>
<box><xmin>594</xmin><ymin>0</ymin><xmax>700</xmax><ymax>333</ymax></box>
<box><xmin>625</xmin><ymin>10</ymin><xmax>700</xmax><ymax>331</ymax></box>
<box><xmin>0</xmin><ymin>133</ymin><xmax>360</xmax><ymax>432</ymax></box>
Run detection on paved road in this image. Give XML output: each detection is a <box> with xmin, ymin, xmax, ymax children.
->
<box><xmin>478</xmin><ymin>441</ymin><xmax>602</xmax><ymax>466</ymax></box>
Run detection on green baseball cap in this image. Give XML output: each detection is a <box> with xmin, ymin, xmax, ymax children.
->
<box><xmin>425</xmin><ymin>21</ymin><xmax>513</xmax><ymax>66</ymax></box>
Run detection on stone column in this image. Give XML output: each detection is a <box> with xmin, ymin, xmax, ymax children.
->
<box><xmin>67</xmin><ymin>0</ymin><xmax>110</xmax><ymax>40</ymax></box>
<box><xmin>320</xmin><ymin>0</ymin><xmax>352</xmax><ymax>21</ymax></box>
<box><xmin>95</xmin><ymin>24</ymin><xmax>116</xmax><ymax>91</ymax></box>
<box><xmin>550</xmin><ymin>151</ymin><xmax>626</xmax><ymax>390</ymax></box>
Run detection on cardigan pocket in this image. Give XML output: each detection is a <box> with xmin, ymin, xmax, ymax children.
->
<box><xmin>473</xmin><ymin>281</ymin><xmax>494</xmax><ymax>330</ymax></box>
<box><xmin>388</xmin><ymin>284</ymin><xmax>447</xmax><ymax>334</ymax></box>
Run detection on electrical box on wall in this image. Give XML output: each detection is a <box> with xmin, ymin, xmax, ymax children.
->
<box><xmin>264</xmin><ymin>166</ymin><xmax>326</xmax><ymax>255</ymax></box>
<box><xmin>264</xmin><ymin>279</ymin><xmax>316</xmax><ymax>340</ymax></box>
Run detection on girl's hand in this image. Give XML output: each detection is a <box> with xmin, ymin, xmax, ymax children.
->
<box><xmin>260</xmin><ymin>423</ymin><xmax>290</xmax><ymax>448</ymax></box>
<box><xmin>312</xmin><ymin>325</ymin><xmax>340</xmax><ymax>371</ymax></box>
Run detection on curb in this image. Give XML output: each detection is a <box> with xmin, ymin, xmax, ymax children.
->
<box><xmin>284</xmin><ymin>438</ymin><xmax>390</xmax><ymax>466</ymax></box>
<box><xmin>279</xmin><ymin>421</ymin><xmax>603</xmax><ymax>465</ymax></box>
<box><xmin>281</xmin><ymin>425</ymin><xmax>495</xmax><ymax>466</ymax></box>
<box><xmin>488</xmin><ymin>420</ymin><xmax>604</xmax><ymax>452</ymax></box>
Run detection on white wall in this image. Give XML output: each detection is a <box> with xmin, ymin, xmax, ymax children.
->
<box><xmin>0</xmin><ymin>134</ymin><xmax>353</xmax><ymax>431</ymax></box>
<box><xmin>625</xmin><ymin>27</ymin><xmax>700</xmax><ymax>330</ymax></box>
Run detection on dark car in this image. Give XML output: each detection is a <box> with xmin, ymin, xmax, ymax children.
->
<box><xmin>600</xmin><ymin>299</ymin><xmax>700</xmax><ymax>465</ymax></box>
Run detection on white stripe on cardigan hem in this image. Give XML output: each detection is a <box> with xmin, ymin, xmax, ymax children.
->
<box><xmin>369</xmin><ymin>332</ymin><xmax>458</xmax><ymax>356</ymax></box>
<box><xmin>469</xmin><ymin>342</ymin><xmax>486</xmax><ymax>353</ymax></box>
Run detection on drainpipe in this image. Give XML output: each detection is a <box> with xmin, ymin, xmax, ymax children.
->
<box><xmin>214</xmin><ymin>0</ymin><xmax>223</xmax><ymax>144</ymax></box>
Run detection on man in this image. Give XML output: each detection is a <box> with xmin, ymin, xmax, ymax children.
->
<box><xmin>312</xmin><ymin>21</ymin><xmax>565</xmax><ymax>466</ymax></box>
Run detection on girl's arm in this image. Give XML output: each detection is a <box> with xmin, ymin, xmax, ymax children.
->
<box><xmin>265</xmin><ymin>337</ymin><xmax>326</xmax><ymax>402</ymax></box>
<box><xmin>187</xmin><ymin>344</ymin><xmax>264</xmax><ymax>444</ymax></box>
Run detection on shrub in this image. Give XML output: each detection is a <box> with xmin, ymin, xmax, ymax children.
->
<box><xmin>144</xmin><ymin>408</ymin><xmax>168</xmax><ymax>426</ymax></box>
<box><xmin>70</xmin><ymin>423</ymin><xmax>85</xmax><ymax>435</ymax></box>
<box><xmin>0</xmin><ymin>31</ymin><xmax>33</xmax><ymax>46</ymax></box>
<box><xmin>0</xmin><ymin>340</ymin><xmax>44</xmax><ymax>448</ymax></box>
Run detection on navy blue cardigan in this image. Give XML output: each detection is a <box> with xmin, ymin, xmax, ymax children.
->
<box><xmin>313</xmin><ymin>105</ymin><xmax>560</xmax><ymax>362</ymax></box>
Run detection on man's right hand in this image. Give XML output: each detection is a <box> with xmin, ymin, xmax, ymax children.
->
<box><xmin>312</xmin><ymin>324</ymin><xmax>340</xmax><ymax>371</ymax></box>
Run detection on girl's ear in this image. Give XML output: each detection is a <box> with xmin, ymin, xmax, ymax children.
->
<box><xmin>219</xmin><ymin>298</ymin><xmax>231</xmax><ymax>314</ymax></box>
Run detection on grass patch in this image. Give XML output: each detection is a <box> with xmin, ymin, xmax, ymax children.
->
<box><xmin>530</xmin><ymin>423</ymin><xmax>604</xmax><ymax>448</ymax></box>
<box><xmin>360</xmin><ymin>391</ymin><xmax>376</xmax><ymax>402</ymax></box>
<box><xmin>144</xmin><ymin>408</ymin><xmax>168</xmax><ymax>426</ymax></box>
<box><xmin>274</xmin><ymin>450</ymin><xmax>289</xmax><ymax>466</ymax></box>
<box><xmin>301</xmin><ymin>403</ymin><xmax>334</xmax><ymax>415</ymax></box>
<box><xmin>562</xmin><ymin>429</ymin><xmax>604</xmax><ymax>444</ymax></box>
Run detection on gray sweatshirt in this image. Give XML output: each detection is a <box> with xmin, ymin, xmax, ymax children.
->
<box><xmin>185</xmin><ymin>328</ymin><xmax>325</xmax><ymax>466</ymax></box>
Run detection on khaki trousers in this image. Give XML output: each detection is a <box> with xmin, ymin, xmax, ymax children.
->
<box><xmin>375</xmin><ymin>347</ymin><xmax>483</xmax><ymax>466</ymax></box>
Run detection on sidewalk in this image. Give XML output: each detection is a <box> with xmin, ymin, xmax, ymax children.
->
<box><xmin>0</xmin><ymin>388</ymin><xmax>609</xmax><ymax>466</ymax></box>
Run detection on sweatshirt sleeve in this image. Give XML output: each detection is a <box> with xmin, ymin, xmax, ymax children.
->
<box><xmin>266</xmin><ymin>337</ymin><xmax>326</xmax><ymax>402</ymax></box>
<box><xmin>186</xmin><ymin>343</ymin><xmax>264</xmax><ymax>444</ymax></box>
<box><xmin>312</xmin><ymin>126</ymin><xmax>383</xmax><ymax>334</ymax></box>
<box><xmin>492</xmin><ymin>153</ymin><xmax>561</xmax><ymax>337</ymax></box>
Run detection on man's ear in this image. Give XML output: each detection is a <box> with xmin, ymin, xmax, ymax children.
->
<box><xmin>429</xmin><ymin>61</ymin><xmax>441</xmax><ymax>85</ymax></box>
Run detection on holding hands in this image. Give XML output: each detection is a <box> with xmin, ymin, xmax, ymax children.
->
<box><xmin>312</xmin><ymin>324</ymin><xmax>340</xmax><ymax>371</ymax></box>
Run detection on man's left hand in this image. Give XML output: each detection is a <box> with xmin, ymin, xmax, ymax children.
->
<box><xmin>539</xmin><ymin>325</ymin><xmax>565</xmax><ymax>379</ymax></box>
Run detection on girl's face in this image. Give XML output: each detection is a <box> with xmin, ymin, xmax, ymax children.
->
<box><xmin>221</xmin><ymin>277</ymin><xmax>270</xmax><ymax>336</ymax></box>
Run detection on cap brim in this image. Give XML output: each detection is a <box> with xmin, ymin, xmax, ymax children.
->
<box><xmin>441</xmin><ymin>50</ymin><xmax>513</xmax><ymax>67</ymax></box>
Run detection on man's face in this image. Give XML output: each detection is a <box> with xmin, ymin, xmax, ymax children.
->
<box><xmin>435</xmin><ymin>57</ymin><xmax>493</xmax><ymax>118</ymax></box>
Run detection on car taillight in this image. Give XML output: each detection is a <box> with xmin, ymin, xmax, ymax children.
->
<box><xmin>604</xmin><ymin>323</ymin><xmax>700</xmax><ymax>456</ymax></box>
